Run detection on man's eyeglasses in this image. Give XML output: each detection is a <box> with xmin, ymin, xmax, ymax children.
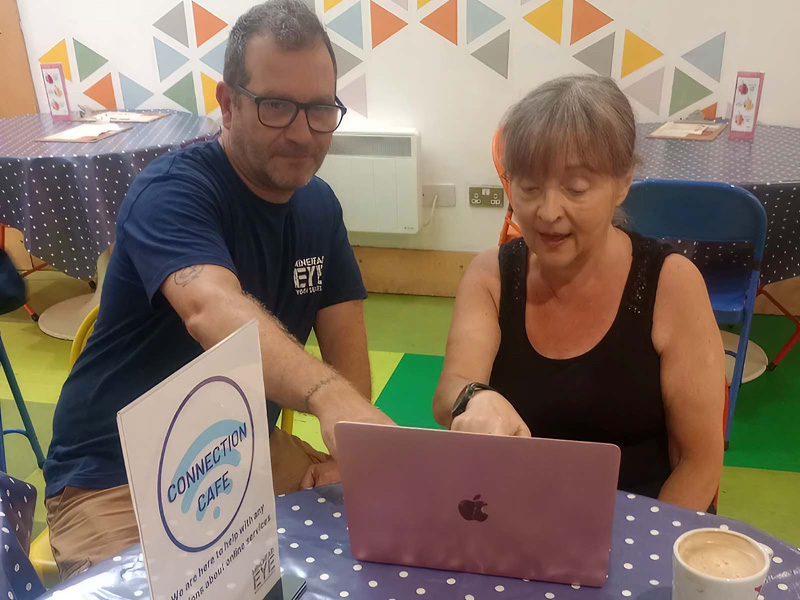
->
<box><xmin>236</xmin><ymin>86</ymin><xmax>347</xmax><ymax>133</ymax></box>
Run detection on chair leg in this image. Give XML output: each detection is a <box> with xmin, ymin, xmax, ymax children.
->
<box><xmin>725</xmin><ymin>318</ymin><xmax>756</xmax><ymax>445</ymax></box>
<box><xmin>757</xmin><ymin>287</ymin><xmax>800</xmax><ymax>371</ymax></box>
<box><xmin>0</xmin><ymin>336</ymin><xmax>46</xmax><ymax>469</ymax></box>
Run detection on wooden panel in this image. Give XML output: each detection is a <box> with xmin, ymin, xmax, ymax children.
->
<box><xmin>0</xmin><ymin>0</ymin><xmax>38</xmax><ymax>117</ymax></box>
<box><xmin>353</xmin><ymin>247</ymin><xmax>476</xmax><ymax>297</ymax></box>
<box><xmin>1</xmin><ymin>226</ymin><xmax>33</xmax><ymax>270</ymax></box>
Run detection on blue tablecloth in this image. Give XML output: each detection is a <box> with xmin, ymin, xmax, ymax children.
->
<box><xmin>0</xmin><ymin>112</ymin><xmax>218</xmax><ymax>278</ymax></box>
<box><xmin>636</xmin><ymin>123</ymin><xmax>800</xmax><ymax>286</ymax></box>
<box><xmin>40</xmin><ymin>484</ymin><xmax>800</xmax><ymax>599</ymax></box>
<box><xmin>0</xmin><ymin>472</ymin><xmax>44</xmax><ymax>600</ymax></box>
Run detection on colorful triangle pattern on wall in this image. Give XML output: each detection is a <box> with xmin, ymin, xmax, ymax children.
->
<box><xmin>523</xmin><ymin>0</ymin><xmax>563</xmax><ymax>45</ymax></box>
<box><xmin>39</xmin><ymin>40</ymin><xmax>72</xmax><ymax>82</ymax></box>
<box><xmin>471</xmin><ymin>30</ymin><xmax>510</xmax><ymax>78</ymax></box>
<box><xmin>623</xmin><ymin>66</ymin><xmax>664</xmax><ymax>115</ymax></box>
<box><xmin>682</xmin><ymin>32</ymin><xmax>726</xmax><ymax>82</ymax></box>
<box><xmin>328</xmin><ymin>2</ymin><xmax>364</xmax><ymax>49</ymax></box>
<box><xmin>84</xmin><ymin>73</ymin><xmax>117</xmax><ymax>110</ymax></box>
<box><xmin>201</xmin><ymin>72</ymin><xmax>220</xmax><ymax>114</ymax></box>
<box><xmin>154</xmin><ymin>2</ymin><xmax>189</xmax><ymax>47</ymax></box>
<box><xmin>325</xmin><ymin>0</ymin><xmax>345</xmax><ymax>12</ymax></box>
<box><xmin>701</xmin><ymin>103</ymin><xmax>718</xmax><ymax>120</ymax></box>
<box><xmin>418</xmin><ymin>0</ymin><xmax>432</xmax><ymax>6</ymax></box>
<box><xmin>332</xmin><ymin>42</ymin><xmax>363</xmax><ymax>78</ymax></box>
<box><xmin>200</xmin><ymin>39</ymin><xmax>227</xmax><ymax>74</ymax></box>
<box><xmin>371</xmin><ymin>2</ymin><xmax>408</xmax><ymax>48</ymax></box>
<box><xmin>119</xmin><ymin>74</ymin><xmax>154</xmax><ymax>109</ymax></box>
<box><xmin>339</xmin><ymin>73</ymin><xmax>368</xmax><ymax>117</ymax></box>
<box><xmin>467</xmin><ymin>0</ymin><xmax>505</xmax><ymax>44</ymax></box>
<box><xmin>164</xmin><ymin>71</ymin><xmax>198</xmax><ymax>114</ymax></box>
<box><xmin>670</xmin><ymin>68</ymin><xmax>712</xmax><ymax>115</ymax></box>
<box><xmin>570</xmin><ymin>0</ymin><xmax>612</xmax><ymax>45</ymax></box>
<box><xmin>192</xmin><ymin>2</ymin><xmax>228</xmax><ymax>47</ymax></box>
<box><xmin>621</xmin><ymin>30</ymin><xmax>662</xmax><ymax>78</ymax></box>
<box><xmin>389</xmin><ymin>0</ymin><xmax>409</xmax><ymax>10</ymax></box>
<box><xmin>573</xmin><ymin>31</ymin><xmax>614</xmax><ymax>76</ymax></box>
<box><xmin>154</xmin><ymin>37</ymin><xmax>190</xmax><ymax>81</ymax></box>
<box><xmin>421</xmin><ymin>0</ymin><xmax>458</xmax><ymax>46</ymax></box>
<box><xmin>73</xmin><ymin>39</ymin><xmax>108</xmax><ymax>82</ymax></box>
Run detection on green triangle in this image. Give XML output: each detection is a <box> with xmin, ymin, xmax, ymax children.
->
<box><xmin>670</xmin><ymin>68</ymin><xmax>712</xmax><ymax>115</ymax></box>
<box><xmin>164</xmin><ymin>72</ymin><xmax>197</xmax><ymax>114</ymax></box>
<box><xmin>73</xmin><ymin>39</ymin><xmax>108</xmax><ymax>81</ymax></box>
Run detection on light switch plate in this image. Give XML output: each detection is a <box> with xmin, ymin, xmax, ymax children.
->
<box><xmin>422</xmin><ymin>184</ymin><xmax>457</xmax><ymax>207</ymax></box>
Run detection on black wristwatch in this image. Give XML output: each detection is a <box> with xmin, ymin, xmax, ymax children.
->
<box><xmin>452</xmin><ymin>382</ymin><xmax>497</xmax><ymax>418</ymax></box>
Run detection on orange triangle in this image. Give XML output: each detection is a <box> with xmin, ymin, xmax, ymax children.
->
<box><xmin>371</xmin><ymin>2</ymin><xmax>408</xmax><ymax>48</ymax></box>
<box><xmin>84</xmin><ymin>73</ymin><xmax>117</xmax><ymax>110</ymax></box>
<box><xmin>421</xmin><ymin>0</ymin><xmax>458</xmax><ymax>45</ymax></box>
<box><xmin>701</xmin><ymin>103</ymin><xmax>717</xmax><ymax>120</ymax></box>
<box><xmin>193</xmin><ymin>2</ymin><xmax>228</xmax><ymax>47</ymax></box>
<box><xmin>39</xmin><ymin>40</ymin><xmax>72</xmax><ymax>82</ymax></box>
<box><xmin>571</xmin><ymin>0</ymin><xmax>613</xmax><ymax>45</ymax></box>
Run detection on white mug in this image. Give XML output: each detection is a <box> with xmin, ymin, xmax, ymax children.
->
<box><xmin>673</xmin><ymin>528</ymin><xmax>773</xmax><ymax>600</ymax></box>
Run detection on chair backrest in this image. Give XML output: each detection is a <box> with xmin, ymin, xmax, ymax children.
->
<box><xmin>625</xmin><ymin>179</ymin><xmax>767</xmax><ymax>263</ymax></box>
<box><xmin>68</xmin><ymin>305</ymin><xmax>99</xmax><ymax>370</ymax></box>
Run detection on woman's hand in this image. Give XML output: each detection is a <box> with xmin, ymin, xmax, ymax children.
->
<box><xmin>451</xmin><ymin>390</ymin><xmax>532</xmax><ymax>437</ymax></box>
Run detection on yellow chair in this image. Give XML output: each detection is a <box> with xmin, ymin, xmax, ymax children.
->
<box><xmin>30</xmin><ymin>305</ymin><xmax>100</xmax><ymax>586</ymax></box>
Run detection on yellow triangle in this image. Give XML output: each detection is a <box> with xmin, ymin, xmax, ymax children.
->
<box><xmin>201</xmin><ymin>72</ymin><xmax>220</xmax><ymax>115</ymax></box>
<box><xmin>418</xmin><ymin>0</ymin><xmax>432</xmax><ymax>7</ymax></box>
<box><xmin>523</xmin><ymin>0</ymin><xmax>563</xmax><ymax>44</ymax></box>
<box><xmin>39</xmin><ymin>39</ymin><xmax>72</xmax><ymax>82</ymax></box>
<box><xmin>324</xmin><ymin>0</ymin><xmax>344</xmax><ymax>11</ymax></box>
<box><xmin>621</xmin><ymin>30</ymin><xmax>663</xmax><ymax>78</ymax></box>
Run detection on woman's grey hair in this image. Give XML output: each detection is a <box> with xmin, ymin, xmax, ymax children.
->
<box><xmin>501</xmin><ymin>75</ymin><xmax>636</xmax><ymax>182</ymax></box>
<box><xmin>224</xmin><ymin>0</ymin><xmax>338</xmax><ymax>91</ymax></box>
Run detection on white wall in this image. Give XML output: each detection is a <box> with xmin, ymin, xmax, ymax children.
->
<box><xmin>18</xmin><ymin>0</ymin><xmax>800</xmax><ymax>253</ymax></box>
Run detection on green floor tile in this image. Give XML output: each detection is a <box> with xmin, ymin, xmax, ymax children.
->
<box><xmin>720</xmin><ymin>466</ymin><xmax>800</xmax><ymax>547</ymax></box>
<box><xmin>375</xmin><ymin>354</ymin><xmax>445</xmax><ymax>430</ymax></box>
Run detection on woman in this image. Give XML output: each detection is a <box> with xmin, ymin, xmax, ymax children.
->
<box><xmin>433</xmin><ymin>75</ymin><xmax>724</xmax><ymax>511</ymax></box>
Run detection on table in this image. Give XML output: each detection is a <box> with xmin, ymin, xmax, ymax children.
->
<box><xmin>40</xmin><ymin>484</ymin><xmax>800</xmax><ymax>599</ymax></box>
<box><xmin>636</xmin><ymin>123</ymin><xmax>800</xmax><ymax>287</ymax></box>
<box><xmin>0</xmin><ymin>112</ymin><xmax>219</xmax><ymax>338</ymax></box>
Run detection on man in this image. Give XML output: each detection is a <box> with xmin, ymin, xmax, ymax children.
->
<box><xmin>43</xmin><ymin>0</ymin><xmax>393</xmax><ymax>580</ymax></box>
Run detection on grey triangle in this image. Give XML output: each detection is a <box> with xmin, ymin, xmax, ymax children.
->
<box><xmin>389</xmin><ymin>0</ymin><xmax>408</xmax><ymax>9</ymax></box>
<box><xmin>154</xmin><ymin>2</ymin><xmax>189</xmax><ymax>47</ymax></box>
<box><xmin>623</xmin><ymin>66</ymin><xmax>665</xmax><ymax>115</ymax></box>
<box><xmin>471</xmin><ymin>30</ymin><xmax>510</xmax><ymax>78</ymax></box>
<box><xmin>332</xmin><ymin>42</ymin><xmax>362</xmax><ymax>79</ymax></box>
<box><xmin>682</xmin><ymin>32</ymin><xmax>726</xmax><ymax>82</ymax></box>
<box><xmin>301</xmin><ymin>0</ymin><xmax>316</xmax><ymax>13</ymax></box>
<box><xmin>573</xmin><ymin>32</ymin><xmax>615</xmax><ymax>77</ymax></box>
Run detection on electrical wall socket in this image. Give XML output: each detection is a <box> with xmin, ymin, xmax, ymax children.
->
<box><xmin>469</xmin><ymin>186</ymin><xmax>505</xmax><ymax>208</ymax></box>
<box><xmin>422</xmin><ymin>184</ymin><xmax>456</xmax><ymax>207</ymax></box>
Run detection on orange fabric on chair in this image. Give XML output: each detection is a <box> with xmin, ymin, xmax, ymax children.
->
<box><xmin>492</xmin><ymin>128</ymin><xmax>522</xmax><ymax>246</ymax></box>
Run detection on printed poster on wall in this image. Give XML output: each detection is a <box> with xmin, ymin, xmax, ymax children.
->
<box><xmin>118</xmin><ymin>321</ymin><xmax>281</xmax><ymax>600</ymax></box>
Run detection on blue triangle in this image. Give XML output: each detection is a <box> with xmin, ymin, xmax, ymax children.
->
<box><xmin>154</xmin><ymin>37</ymin><xmax>189</xmax><ymax>81</ymax></box>
<box><xmin>467</xmin><ymin>0</ymin><xmax>505</xmax><ymax>44</ymax></box>
<box><xmin>682</xmin><ymin>32</ymin><xmax>726</xmax><ymax>82</ymax></box>
<box><xmin>328</xmin><ymin>3</ymin><xmax>363</xmax><ymax>49</ymax></box>
<box><xmin>119</xmin><ymin>74</ymin><xmax>154</xmax><ymax>109</ymax></box>
<box><xmin>201</xmin><ymin>39</ymin><xmax>227</xmax><ymax>74</ymax></box>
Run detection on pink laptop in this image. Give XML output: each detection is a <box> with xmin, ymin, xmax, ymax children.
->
<box><xmin>335</xmin><ymin>422</ymin><xmax>621</xmax><ymax>587</ymax></box>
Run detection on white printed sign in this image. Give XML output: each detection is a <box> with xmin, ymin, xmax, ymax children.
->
<box><xmin>118</xmin><ymin>321</ymin><xmax>280</xmax><ymax>600</ymax></box>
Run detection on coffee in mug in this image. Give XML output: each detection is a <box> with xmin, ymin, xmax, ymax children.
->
<box><xmin>673</xmin><ymin>528</ymin><xmax>772</xmax><ymax>600</ymax></box>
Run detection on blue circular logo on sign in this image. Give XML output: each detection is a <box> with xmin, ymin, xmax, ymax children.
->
<box><xmin>157</xmin><ymin>376</ymin><xmax>255</xmax><ymax>552</ymax></box>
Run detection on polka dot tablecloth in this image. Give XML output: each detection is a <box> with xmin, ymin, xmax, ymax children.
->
<box><xmin>0</xmin><ymin>472</ymin><xmax>45</xmax><ymax>600</ymax></box>
<box><xmin>40</xmin><ymin>484</ymin><xmax>800</xmax><ymax>600</ymax></box>
<box><xmin>0</xmin><ymin>113</ymin><xmax>219</xmax><ymax>278</ymax></box>
<box><xmin>636</xmin><ymin>123</ymin><xmax>800</xmax><ymax>286</ymax></box>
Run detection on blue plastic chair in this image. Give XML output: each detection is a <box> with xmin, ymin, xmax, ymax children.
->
<box><xmin>0</xmin><ymin>251</ymin><xmax>46</xmax><ymax>473</ymax></box>
<box><xmin>624</xmin><ymin>179</ymin><xmax>767</xmax><ymax>446</ymax></box>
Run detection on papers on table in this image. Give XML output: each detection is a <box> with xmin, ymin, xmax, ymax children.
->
<box><xmin>648</xmin><ymin>121</ymin><xmax>728</xmax><ymax>141</ymax></box>
<box><xmin>81</xmin><ymin>111</ymin><xmax>169</xmax><ymax>123</ymax></box>
<box><xmin>38</xmin><ymin>122</ymin><xmax>131</xmax><ymax>143</ymax></box>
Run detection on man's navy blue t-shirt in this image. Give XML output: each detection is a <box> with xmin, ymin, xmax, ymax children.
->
<box><xmin>43</xmin><ymin>140</ymin><xmax>366</xmax><ymax>498</ymax></box>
